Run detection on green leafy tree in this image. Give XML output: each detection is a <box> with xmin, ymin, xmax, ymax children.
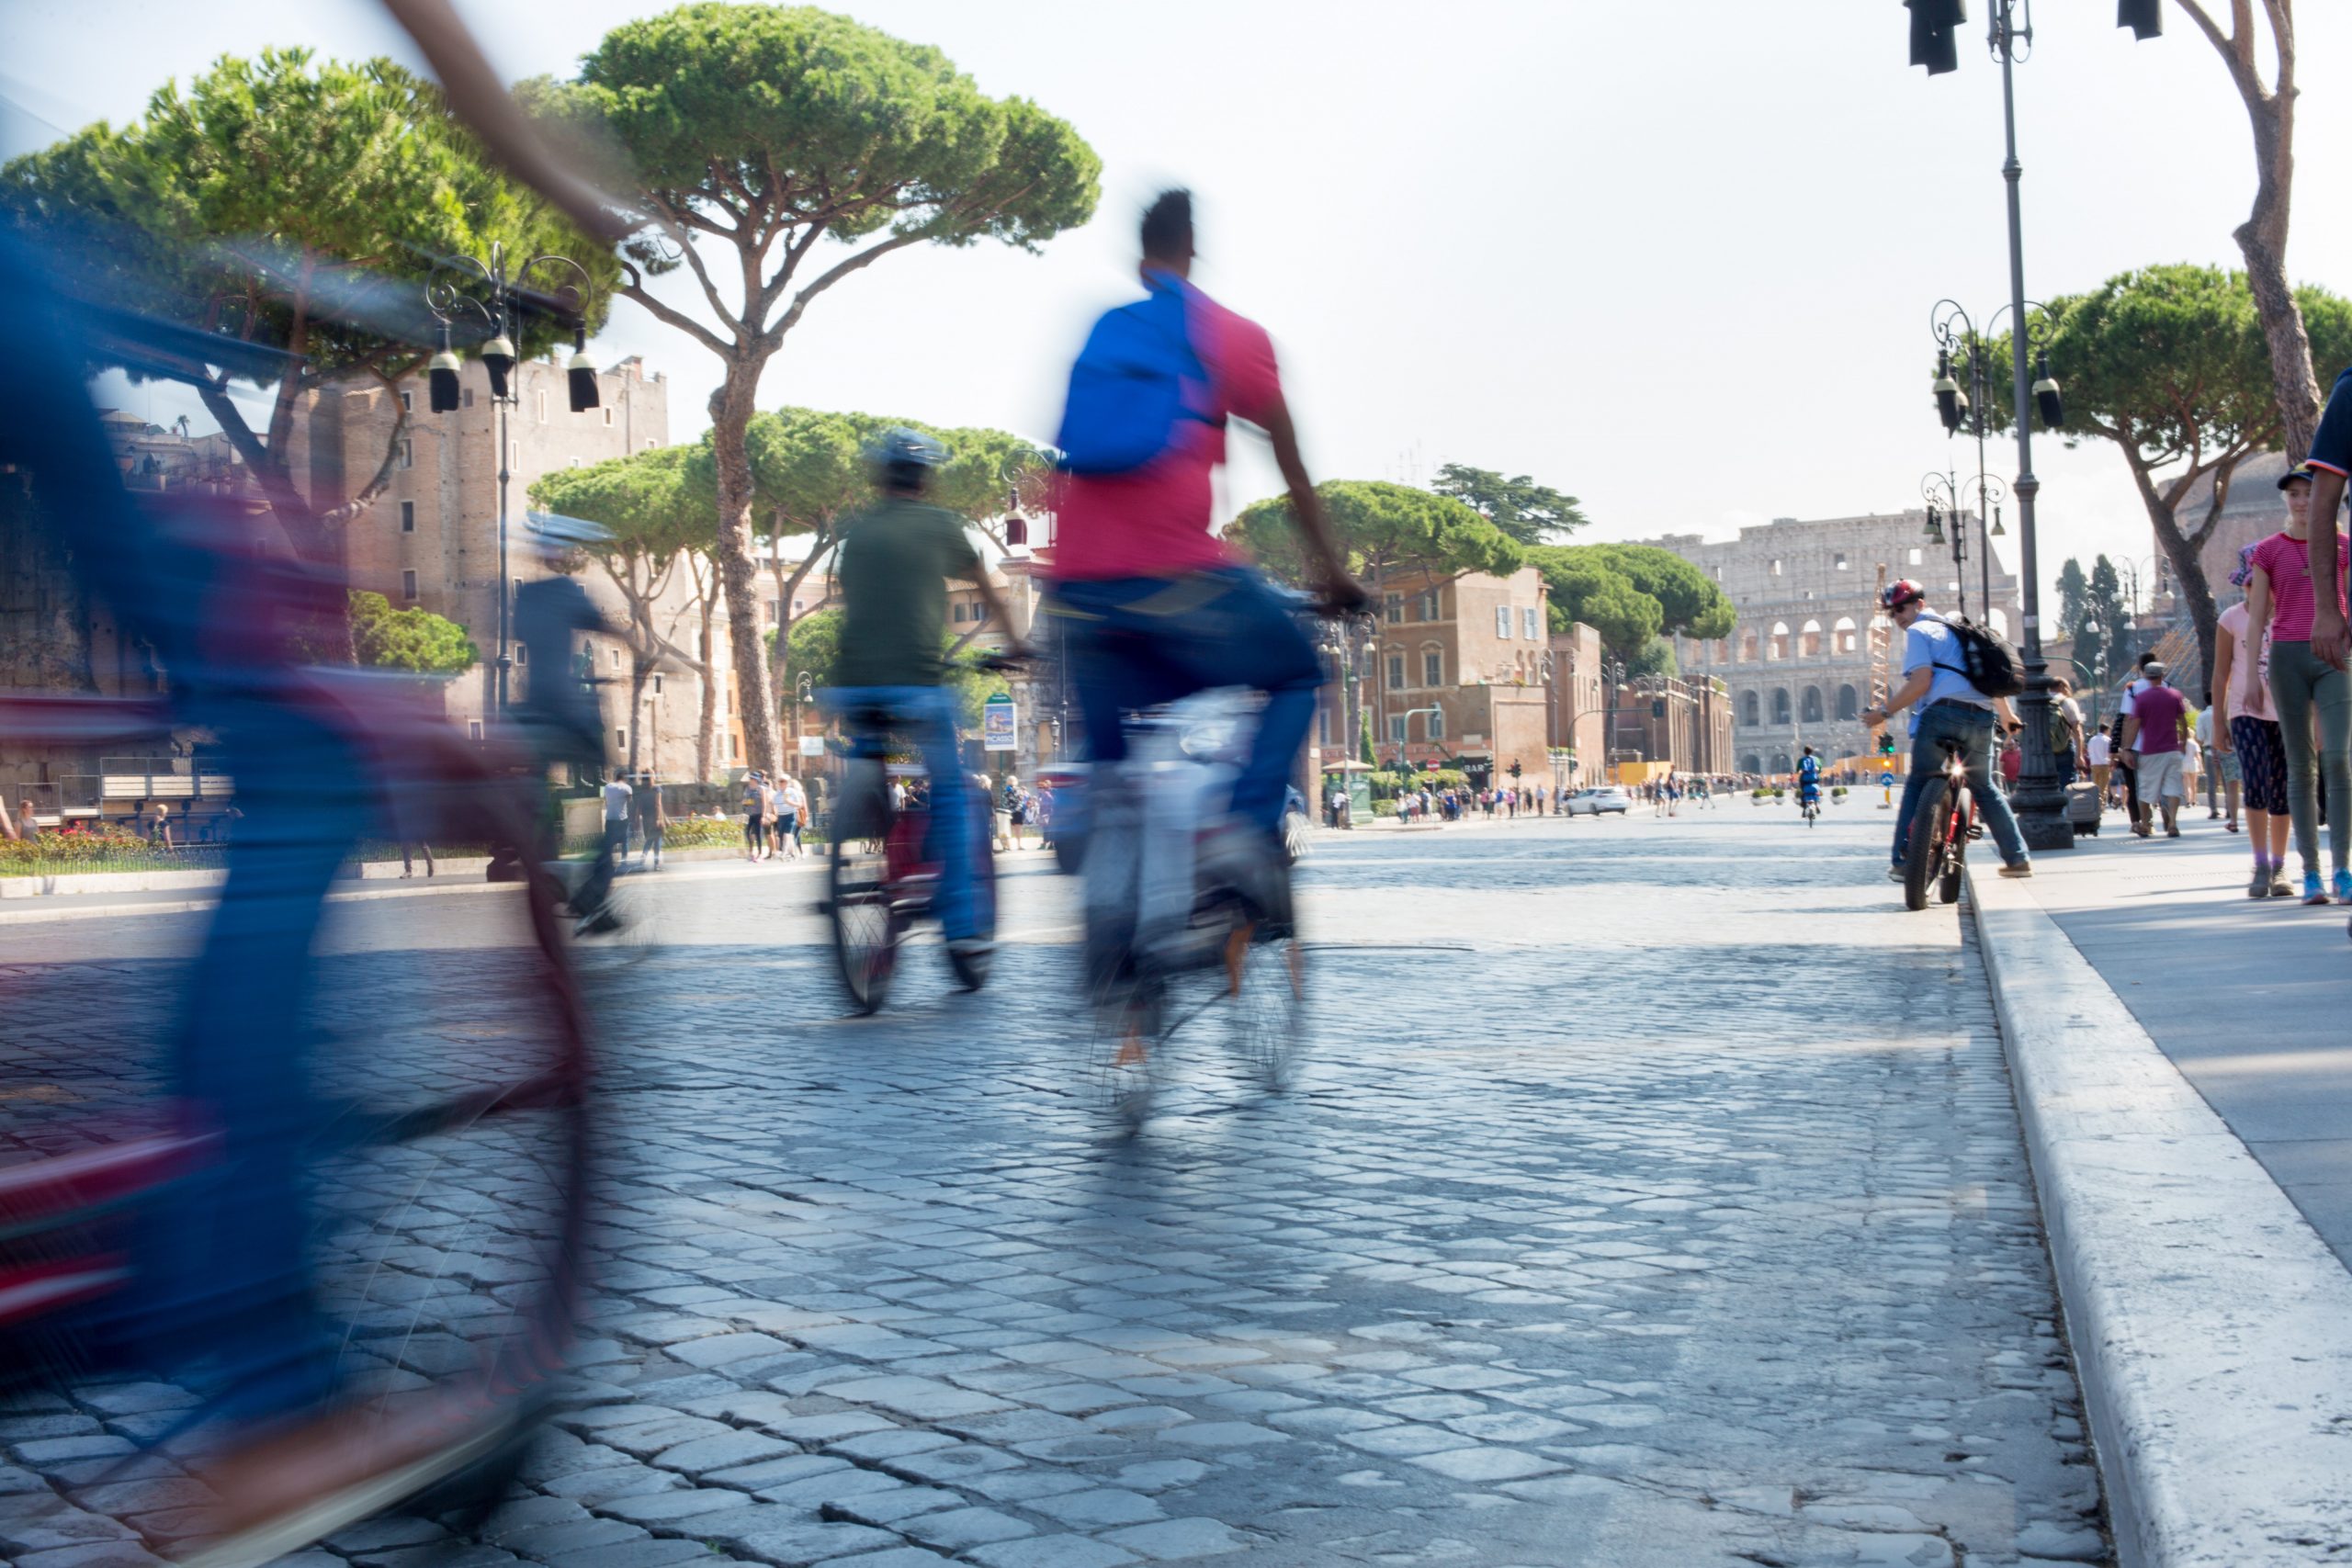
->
<box><xmin>1227</xmin><ymin>480</ymin><xmax>1523</xmax><ymax>592</ymax></box>
<box><xmin>349</xmin><ymin>591</ymin><xmax>478</xmax><ymax>674</ymax></box>
<box><xmin>1524</xmin><ymin>547</ymin><xmax>1663</xmax><ymax>657</ymax></box>
<box><xmin>1580</xmin><ymin>543</ymin><xmax>1736</xmax><ymax>642</ymax></box>
<box><xmin>530</xmin><ymin>4</ymin><xmax>1100</xmax><ymax>776</ymax></box>
<box><xmin>1624</xmin><ymin>636</ymin><xmax>1678</xmax><ymax>680</ymax></box>
<box><xmin>1</xmin><ymin>48</ymin><xmax>613</xmax><ymax>577</ymax></box>
<box><xmin>2056</xmin><ymin>557</ymin><xmax>2090</xmax><ymax>640</ymax></box>
<box><xmin>530</xmin><ymin>446</ymin><xmax>720</xmax><ymax>778</ymax></box>
<box><xmin>1431</xmin><ymin>463</ymin><xmax>1589</xmax><ymax>545</ymax></box>
<box><xmin>2021</xmin><ymin>265</ymin><xmax>2352</xmax><ymax>686</ymax></box>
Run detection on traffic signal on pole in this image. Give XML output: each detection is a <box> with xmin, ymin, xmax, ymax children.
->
<box><xmin>1907</xmin><ymin>0</ymin><xmax>1965</xmax><ymax>76</ymax></box>
<box><xmin>2118</xmin><ymin>0</ymin><xmax>2162</xmax><ymax>40</ymax></box>
<box><xmin>1879</xmin><ymin>730</ymin><xmax>1896</xmax><ymax>756</ymax></box>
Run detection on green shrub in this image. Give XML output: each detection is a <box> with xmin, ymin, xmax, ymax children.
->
<box><xmin>660</xmin><ymin>815</ymin><xmax>741</xmax><ymax>849</ymax></box>
<box><xmin>1372</xmin><ymin>798</ymin><xmax>1398</xmax><ymax>817</ymax></box>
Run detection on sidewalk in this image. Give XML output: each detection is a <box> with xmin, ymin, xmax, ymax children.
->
<box><xmin>2021</xmin><ymin>809</ymin><xmax>2352</xmax><ymax>1267</ymax></box>
<box><xmin>1967</xmin><ymin>809</ymin><xmax>2352</xmax><ymax>1565</ymax></box>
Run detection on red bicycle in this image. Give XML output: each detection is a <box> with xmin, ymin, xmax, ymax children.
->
<box><xmin>0</xmin><ymin>686</ymin><xmax>590</xmax><ymax>1567</ymax></box>
<box><xmin>1901</xmin><ymin>734</ymin><xmax>1975</xmax><ymax>911</ymax></box>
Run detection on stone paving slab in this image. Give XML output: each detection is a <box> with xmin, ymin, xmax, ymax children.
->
<box><xmin>1</xmin><ymin>815</ymin><xmax>2106</xmax><ymax>1565</ymax></box>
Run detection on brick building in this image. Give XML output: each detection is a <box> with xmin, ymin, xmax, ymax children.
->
<box><xmin>1544</xmin><ymin>623</ymin><xmax>1608</xmax><ymax>786</ymax></box>
<box><xmin>1642</xmin><ymin>511</ymin><xmax>2020</xmax><ymax>777</ymax></box>
<box><xmin>1608</xmin><ymin>673</ymin><xmax>1736</xmax><ymax>777</ymax></box>
<box><xmin>1352</xmin><ymin>566</ymin><xmax>1555</xmax><ymax>783</ymax></box>
<box><xmin>294</xmin><ymin>355</ymin><xmax>722</xmax><ymax>778</ymax></box>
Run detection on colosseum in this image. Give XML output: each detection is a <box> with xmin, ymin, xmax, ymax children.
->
<box><xmin>1638</xmin><ymin>510</ymin><xmax>2020</xmax><ymax>776</ymax></box>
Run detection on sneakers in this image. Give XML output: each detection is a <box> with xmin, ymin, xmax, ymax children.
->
<box><xmin>1998</xmin><ymin>861</ymin><xmax>2033</xmax><ymax>879</ymax></box>
<box><xmin>2251</xmin><ymin>863</ymin><xmax>2274</xmax><ymax>898</ymax></box>
<box><xmin>2271</xmin><ymin>867</ymin><xmax>2294</xmax><ymax>897</ymax></box>
<box><xmin>1886</xmin><ymin>864</ymin><xmax>1906</xmax><ymax>884</ymax></box>
<box><xmin>2304</xmin><ymin>872</ymin><xmax>2329</xmax><ymax>906</ymax></box>
<box><xmin>1198</xmin><ymin>821</ymin><xmax>1295</xmax><ymax>937</ymax></box>
<box><xmin>2334</xmin><ymin>870</ymin><xmax>2352</xmax><ymax>905</ymax></box>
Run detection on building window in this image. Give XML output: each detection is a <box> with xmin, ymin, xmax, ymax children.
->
<box><xmin>1496</xmin><ymin>604</ymin><xmax>1512</xmax><ymax>639</ymax></box>
<box><xmin>1772</xmin><ymin>688</ymin><xmax>1792</xmax><ymax>724</ymax></box>
<box><xmin>401</xmin><ymin>569</ymin><xmax>418</xmax><ymax>602</ymax></box>
<box><xmin>512</xmin><ymin>577</ymin><xmax>522</xmax><ymax>603</ymax></box>
<box><xmin>653</xmin><ymin>674</ymin><xmax>662</xmax><ymax>695</ymax></box>
<box><xmin>1741</xmin><ymin>690</ymin><xmax>1760</xmax><ymax>726</ymax></box>
<box><xmin>1908</xmin><ymin>547</ymin><xmax>1923</xmax><ymax>565</ymax></box>
<box><xmin>1318</xmin><ymin>706</ymin><xmax>1331</xmax><ymax>745</ymax></box>
<box><xmin>508</xmin><ymin>440</ymin><xmax>520</xmax><ymax>468</ymax></box>
<box><xmin>1428</xmin><ymin>707</ymin><xmax>1445</xmax><ymax>740</ymax></box>
<box><xmin>567</xmin><ymin>457</ymin><xmax>583</xmax><ymax>469</ymax></box>
<box><xmin>974</xmin><ymin>604</ymin><xmax>988</xmax><ymax>623</ymax></box>
<box><xmin>728</xmin><ymin>734</ymin><xmax>737</xmax><ymax>761</ymax></box>
<box><xmin>399</xmin><ymin>389</ymin><xmax>413</xmax><ymax>412</ymax></box>
<box><xmin>1387</xmin><ymin>653</ymin><xmax>1406</xmax><ymax>688</ymax></box>
<box><xmin>1838</xmin><ymin>683</ymin><xmax>1860</xmax><ymax>720</ymax></box>
<box><xmin>952</xmin><ymin>604</ymin><xmax>967</xmax><ymax>623</ymax></box>
<box><xmin>398</xmin><ymin>439</ymin><xmax>413</xmax><ymax>469</ymax></box>
<box><xmin>1770</xmin><ymin>558</ymin><xmax>1783</xmax><ymax>576</ymax></box>
<box><xmin>400</xmin><ymin>501</ymin><xmax>415</xmax><ymax>533</ymax></box>
<box><xmin>514</xmin><ymin>641</ymin><xmax>526</xmax><ymax>666</ymax></box>
<box><xmin>1835</xmin><ymin>551</ymin><xmax>1849</xmax><ymax>570</ymax></box>
<box><xmin>468</xmin><ymin>719</ymin><xmax>484</xmax><ymax>740</ymax></box>
<box><xmin>1385</xmin><ymin>592</ymin><xmax>1404</xmax><ymax>625</ymax></box>
<box><xmin>616</xmin><ymin>728</ymin><xmax>626</xmax><ymax>749</ymax></box>
<box><xmin>1388</xmin><ymin>715</ymin><xmax>1408</xmax><ymax>742</ymax></box>
<box><xmin>536</xmin><ymin>390</ymin><xmax>548</xmax><ymax>424</ymax></box>
<box><xmin>1802</xmin><ymin>686</ymin><xmax>1824</xmax><ymax>724</ymax></box>
<box><xmin>1521</xmin><ymin>606</ymin><xmax>1540</xmax><ymax>641</ymax></box>
<box><xmin>610</xmin><ymin>648</ymin><xmax>620</xmax><ymax>669</ymax></box>
<box><xmin>603</xmin><ymin>408</ymin><xmax>615</xmax><ymax>427</ymax></box>
<box><xmin>1418</xmin><ymin>591</ymin><xmax>1440</xmax><ymax>620</ymax></box>
<box><xmin>1423</xmin><ymin>650</ymin><xmax>1442</xmax><ymax>686</ymax></box>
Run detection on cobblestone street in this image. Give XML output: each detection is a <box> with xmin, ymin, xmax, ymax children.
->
<box><xmin>3</xmin><ymin>810</ymin><xmax>2109</xmax><ymax>1568</ymax></box>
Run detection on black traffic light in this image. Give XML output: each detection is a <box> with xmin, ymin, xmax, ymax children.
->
<box><xmin>1907</xmin><ymin>0</ymin><xmax>1965</xmax><ymax>75</ymax></box>
<box><xmin>2119</xmin><ymin>0</ymin><xmax>2162</xmax><ymax>40</ymax></box>
<box><xmin>1878</xmin><ymin>730</ymin><xmax>1896</xmax><ymax>756</ymax></box>
<box><xmin>1510</xmin><ymin>760</ymin><xmax>1522</xmax><ymax>781</ymax></box>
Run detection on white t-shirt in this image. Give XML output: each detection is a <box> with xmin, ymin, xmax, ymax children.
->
<box><xmin>603</xmin><ymin>779</ymin><xmax>633</xmax><ymax>822</ymax></box>
<box><xmin>2087</xmin><ymin>731</ymin><xmax>2111</xmax><ymax>767</ymax></box>
<box><xmin>2120</xmin><ymin>679</ymin><xmax>2154</xmax><ymax>750</ymax></box>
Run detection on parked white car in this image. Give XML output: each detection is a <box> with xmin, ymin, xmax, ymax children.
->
<box><xmin>1565</xmin><ymin>786</ymin><xmax>1634</xmax><ymax>816</ymax></box>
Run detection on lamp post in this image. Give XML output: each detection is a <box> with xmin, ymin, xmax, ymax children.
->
<box><xmin>1906</xmin><ymin>0</ymin><xmax>2159</xmax><ymax>851</ymax></box>
<box><xmin>1920</xmin><ymin>468</ymin><xmax>2009</xmax><ymax>624</ymax></box>
<box><xmin>425</xmin><ymin>241</ymin><xmax>601</xmax><ymax>724</ymax></box>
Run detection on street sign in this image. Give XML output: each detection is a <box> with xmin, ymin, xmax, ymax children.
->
<box><xmin>799</xmin><ymin>734</ymin><xmax>826</xmax><ymax>757</ymax></box>
<box><xmin>982</xmin><ymin>693</ymin><xmax>1018</xmax><ymax>752</ymax></box>
<box><xmin>1880</xmin><ymin>771</ymin><xmax>1894</xmax><ymax>788</ymax></box>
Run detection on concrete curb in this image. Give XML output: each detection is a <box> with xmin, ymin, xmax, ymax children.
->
<box><xmin>1965</xmin><ymin>863</ymin><xmax>2352</xmax><ymax>1566</ymax></box>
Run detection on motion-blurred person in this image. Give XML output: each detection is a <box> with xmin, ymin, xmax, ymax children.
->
<box><xmin>638</xmin><ymin>772</ymin><xmax>668</xmax><ymax>868</ymax></box>
<box><xmin>1047</xmin><ymin>190</ymin><xmax>1368</xmax><ymax>929</ymax></box>
<box><xmin>820</xmin><ymin>429</ymin><xmax>1028</xmax><ymax>964</ymax></box>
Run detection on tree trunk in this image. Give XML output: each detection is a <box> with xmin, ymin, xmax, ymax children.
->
<box><xmin>694</xmin><ymin>587</ymin><xmax>719</xmax><ymax>784</ymax></box>
<box><xmin>2129</xmin><ymin>463</ymin><xmax>2224</xmax><ymax>703</ymax></box>
<box><xmin>2239</xmin><ymin>219</ymin><xmax>2323</xmax><ymax>462</ymax></box>
<box><xmin>708</xmin><ymin>377</ymin><xmax>780</xmax><ymax>776</ymax></box>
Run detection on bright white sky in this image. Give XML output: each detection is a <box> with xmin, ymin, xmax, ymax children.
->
<box><xmin>7</xmin><ymin>0</ymin><xmax>2349</xmax><ymax>612</ymax></box>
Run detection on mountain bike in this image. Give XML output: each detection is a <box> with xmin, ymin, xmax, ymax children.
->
<box><xmin>1901</xmin><ymin>735</ymin><xmax>1975</xmax><ymax>911</ymax></box>
<box><xmin>1080</xmin><ymin>691</ymin><xmax>1306</xmax><ymax>1127</ymax></box>
<box><xmin>821</xmin><ymin>672</ymin><xmax>1012</xmax><ymax>1013</ymax></box>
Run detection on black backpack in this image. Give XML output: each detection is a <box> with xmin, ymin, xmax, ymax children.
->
<box><xmin>1939</xmin><ymin>614</ymin><xmax>2025</xmax><ymax>699</ymax></box>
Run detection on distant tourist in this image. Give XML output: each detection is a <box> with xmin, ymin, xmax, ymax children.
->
<box><xmin>2221</xmin><ymin>539</ymin><xmax>2292</xmax><ymax>895</ymax></box>
<box><xmin>2120</xmin><ymin>661</ymin><xmax>2190</xmax><ymax>840</ymax></box>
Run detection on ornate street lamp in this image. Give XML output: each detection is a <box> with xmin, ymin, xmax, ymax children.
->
<box><xmin>424</xmin><ymin>242</ymin><xmax>600</xmax><ymax>722</ymax></box>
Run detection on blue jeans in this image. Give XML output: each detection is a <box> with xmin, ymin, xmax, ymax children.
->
<box><xmin>1893</xmin><ymin>701</ymin><xmax>2030</xmax><ymax>868</ymax></box>
<box><xmin>821</xmin><ymin>685</ymin><xmax>982</xmax><ymax>941</ymax></box>
<box><xmin>1053</xmin><ymin>568</ymin><xmax>1322</xmax><ymax>836</ymax></box>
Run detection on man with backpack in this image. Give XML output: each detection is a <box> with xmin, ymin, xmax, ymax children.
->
<box><xmin>1047</xmin><ymin>188</ymin><xmax>1369</xmax><ymax>923</ymax></box>
<box><xmin>1859</xmin><ymin>579</ymin><xmax>2033</xmax><ymax>882</ymax></box>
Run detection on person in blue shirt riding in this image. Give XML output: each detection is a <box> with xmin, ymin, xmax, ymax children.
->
<box><xmin>1797</xmin><ymin>746</ymin><xmax>1823</xmax><ymax>810</ymax></box>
